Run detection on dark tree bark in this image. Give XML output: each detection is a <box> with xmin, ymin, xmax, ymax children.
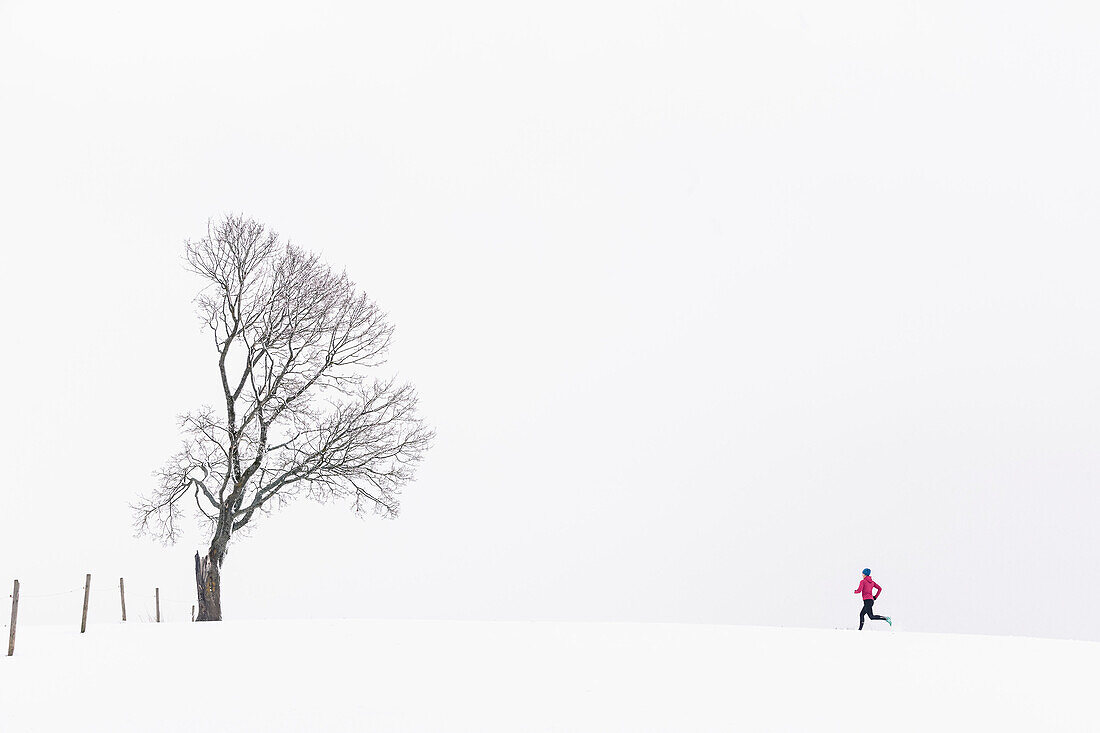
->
<box><xmin>136</xmin><ymin>215</ymin><xmax>433</xmax><ymax>620</ymax></box>
<box><xmin>194</xmin><ymin>550</ymin><xmax>222</xmax><ymax>621</ymax></box>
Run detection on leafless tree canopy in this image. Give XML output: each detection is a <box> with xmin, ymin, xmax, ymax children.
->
<box><xmin>135</xmin><ymin>215</ymin><xmax>433</xmax><ymax>553</ymax></box>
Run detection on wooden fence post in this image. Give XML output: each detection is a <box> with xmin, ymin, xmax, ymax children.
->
<box><xmin>155</xmin><ymin>588</ymin><xmax>161</xmax><ymax>623</ymax></box>
<box><xmin>119</xmin><ymin>578</ymin><xmax>127</xmax><ymax>622</ymax></box>
<box><xmin>81</xmin><ymin>573</ymin><xmax>91</xmax><ymax>633</ymax></box>
<box><xmin>7</xmin><ymin>579</ymin><xmax>18</xmax><ymax>656</ymax></box>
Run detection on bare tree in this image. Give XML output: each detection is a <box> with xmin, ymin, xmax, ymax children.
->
<box><xmin>135</xmin><ymin>215</ymin><xmax>433</xmax><ymax>620</ymax></box>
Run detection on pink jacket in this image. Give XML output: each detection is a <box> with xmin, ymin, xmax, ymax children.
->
<box><xmin>855</xmin><ymin>576</ymin><xmax>881</xmax><ymax>600</ymax></box>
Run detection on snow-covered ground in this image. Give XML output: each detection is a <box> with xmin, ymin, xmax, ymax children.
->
<box><xmin>2</xmin><ymin>619</ymin><xmax>1098</xmax><ymax>732</ymax></box>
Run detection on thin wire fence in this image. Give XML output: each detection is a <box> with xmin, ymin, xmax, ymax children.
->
<box><xmin>4</xmin><ymin>576</ymin><xmax>197</xmax><ymax>636</ymax></box>
<box><xmin>15</xmin><ymin>586</ymin><xmax>83</xmax><ymax>599</ymax></box>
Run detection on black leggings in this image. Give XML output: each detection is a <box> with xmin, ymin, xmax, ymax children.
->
<box><xmin>859</xmin><ymin>599</ymin><xmax>886</xmax><ymax>629</ymax></box>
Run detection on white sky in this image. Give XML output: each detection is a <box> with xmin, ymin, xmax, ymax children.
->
<box><xmin>1</xmin><ymin>1</ymin><xmax>1098</xmax><ymax>640</ymax></box>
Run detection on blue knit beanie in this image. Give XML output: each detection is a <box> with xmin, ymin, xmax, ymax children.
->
<box><xmin>862</xmin><ymin>568</ymin><xmax>871</xmax><ymax>576</ymax></box>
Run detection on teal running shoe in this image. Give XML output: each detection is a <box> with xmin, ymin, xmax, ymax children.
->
<box><xmin>886</xmin><ymin>617</ymin><xmax>893</xmax><ymax>627</ymax></box>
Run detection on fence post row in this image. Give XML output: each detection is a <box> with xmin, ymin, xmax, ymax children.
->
<box><xmin>80</xmin><ymin>574</ymin><xmax>91</xmax><ymax>633</ymax></box>
<box><xmin>8</xmin><ymin>577</ymin><xmax>175</xmax><ymax>642</ymax></box>
<box><xmin>7</xmin><ymin>579</ymin><xmax>18</xmax><ymax>656</ymax></box>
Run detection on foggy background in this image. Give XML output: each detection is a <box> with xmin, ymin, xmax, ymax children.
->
<box><xmin>2</xmin><ymin>1</ymin><xmax>1098</xmax><ymax>640</ymax></box>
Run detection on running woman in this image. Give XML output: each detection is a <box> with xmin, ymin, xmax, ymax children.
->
<box><xmin>855</xmin><ymin>568</ymin><xmax>892</xmax><ymax>630</ymax></box>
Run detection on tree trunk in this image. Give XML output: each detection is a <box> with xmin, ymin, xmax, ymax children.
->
<box><xmin>194</xmin><ymin>549</ymin><xmax>223</xmax><ymax>621</ymax></box>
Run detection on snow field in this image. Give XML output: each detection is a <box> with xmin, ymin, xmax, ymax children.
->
<box><xmin>2</xmin><ymin>619</ymin><xmax>1098</xmax><ymax>732</ymax></box>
